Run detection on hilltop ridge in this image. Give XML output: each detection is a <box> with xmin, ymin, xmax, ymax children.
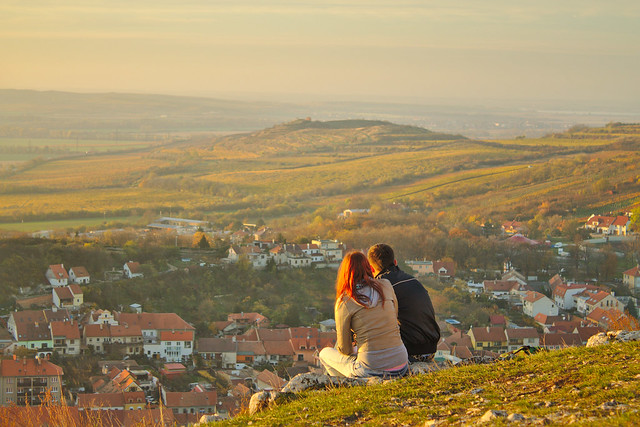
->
<box><xmin>213</xmin><ymin>118</ymin><xmax>466</xmax><ymax>154</ymax></box>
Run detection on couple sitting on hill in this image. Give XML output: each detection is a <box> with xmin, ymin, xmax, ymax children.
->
<box><xmin>319</xmin><ymin>243</ymin><xmax>440</xmax><ymax>378</ymax></box>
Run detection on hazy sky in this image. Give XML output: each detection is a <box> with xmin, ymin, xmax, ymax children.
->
<box><xmin>2</xmin><ymin>1</ymin><xmax>639</xmax><ymax>106</ymax></box>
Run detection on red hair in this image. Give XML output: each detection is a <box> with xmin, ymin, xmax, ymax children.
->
<box><xmin>336</xmin><ymin>251</ymin><xmax>385</xmax><ymax>307</ymax></box>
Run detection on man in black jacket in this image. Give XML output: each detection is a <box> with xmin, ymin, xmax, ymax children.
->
<box><xmin>367</xmin><ymin>243</ymin><xmax>440</xmax><ymax>362</ymax></box>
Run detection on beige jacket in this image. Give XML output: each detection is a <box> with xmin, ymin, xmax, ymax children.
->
<box><xmin>335</xmin><ymin>279</ymin><xmax>406</xmax><ymax>370</ymax></box>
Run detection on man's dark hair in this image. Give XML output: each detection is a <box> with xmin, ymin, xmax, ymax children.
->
<box><xmin>367</xmin><ymin>243</ymin><xmax>395</xmax><ymax>272</ymax></box>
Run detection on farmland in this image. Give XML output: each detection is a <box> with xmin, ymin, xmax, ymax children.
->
<box><xmin>1</xmin><ymin>119</ymin><xmax>639</xmax><ymax>233</ymax></box>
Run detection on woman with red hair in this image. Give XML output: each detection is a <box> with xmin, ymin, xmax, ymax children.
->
<box><xmin>319</xmin><ymin>251</ymin><xmax>408</xmax><ymax>378</ymax></box>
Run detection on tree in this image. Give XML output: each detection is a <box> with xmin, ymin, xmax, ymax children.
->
<box><xmin>192</xmin><ymin>232</ymin><xmax>210</xmax><ymax>249</ymax></box>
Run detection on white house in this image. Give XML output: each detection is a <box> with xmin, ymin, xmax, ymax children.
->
<box><xmin>287</xmin><ymin>253</ymin><xmax>312</xmax><ymax>268</ymax></box>
<box><xmin>311</xmin><ymin>239</ymin><xmax>344</xmax><ymax>263</ymax></box>
<box><xmin>52</xmin><ymin>284</ymin><xmax>83</xmax><ymax>310</ymax></box>
<box><xmin>88</xmin><ymin>309</ymin><xmax>119</xmax><ymax>325</ymax></box>
<box><xmin>124</xmin><ymin>261</ymin><xmax>143</xmax><ymax>279</ymax></box>
<box><xmin>623</xmin><ymin>266</ymin><xmax>640</xmax><ymax>293</ymax></box>
<box><xmin>116</xmin><ymin>312</ymin><xmax>195</xmax><ymax>362</ymax></box>
<box><xmin>584</xmin><ymin>214</ymin><xmax>631</xmax><ymax>235</ymax></box>
<box><xmin>45</xmin><ymin>264</ymin><xmax>69</xmax><ymax>287</ymax></box>
<box><xmin>583</xmin><ymin>291</ymin><xmax>623</xmax><ymax>315</ymax></box>
<box><xmin>68</xmin><ymin>266</ymin><xmax>90</xmax><ymax>284</ymax></box>
<box><xmin>552</xmin><ymin>283</ymin><xmax>591</xmax><ymax>310</ymax></box>
<box><xmin>522</xmin><ymin>291</ymin><xmax>558</xmax><ymax>318</ymax></box>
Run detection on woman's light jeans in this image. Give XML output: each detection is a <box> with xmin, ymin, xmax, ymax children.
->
<box><xmin>319</xmin><ymin>347</ymin><xmax>407</xmax><ymax>379</ymax></box>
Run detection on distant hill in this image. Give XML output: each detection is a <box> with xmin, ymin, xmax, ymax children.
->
<box><xmin>213</xmin><ymin>118</ymin><xmax>466</xmax><ymax>153</ymax></box>
<box><xmin>0</xmin><ymin>89</ymin><xmax>302</xmax><ymax>133</ymax></box>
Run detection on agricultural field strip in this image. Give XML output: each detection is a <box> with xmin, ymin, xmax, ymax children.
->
<box><xmin>1</xmin><ymin>154</ymin><xmax>173</xmax><ymax>189</ymax></box>
<box><xmin>383</xmin><ymin>165</ymin><xmax>530</xmax><ymax>200</ymax></box>
<box><xmin>485</xmin><ymin>137</ymin><xmax>620</xmax><ymax>147</ymax></box>
<box><xmin>0</xmin><ymin>187</ymin><xmax>212</xmax><ymax>219</ymax></box>
<box><xmin>197</xmin><ymin>152</ymin><xmax>476</xmax><ymax>195</ymax></box>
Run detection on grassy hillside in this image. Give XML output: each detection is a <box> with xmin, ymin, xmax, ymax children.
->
<box><xmin>1</xmin><ymin>120</ymin><xmax>639</xmax><ymax>232</ymax></box>
<box><xmin>223</xmin><ymin>341</ymin><xmax>640</xmax><ymax>426</ymax></box>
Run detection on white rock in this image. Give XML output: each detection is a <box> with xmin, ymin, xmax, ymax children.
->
<box><xmin>480</xmin><ymin>409</ymin><xmax>508</xmax><ymax>423</ymax></box>
<box><xmin>248</xmin><ymin>390</ymin><xmax>279</xmax><ymax>415</ymax></box>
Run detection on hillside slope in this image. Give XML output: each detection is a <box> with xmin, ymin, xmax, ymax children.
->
<box><xmin>223</xmin><ymin>342</ymin><xmax>640</xmax><ymax>426</ymax></box>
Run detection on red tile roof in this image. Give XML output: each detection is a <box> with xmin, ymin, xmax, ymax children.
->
<box><xmin>15</xmin><ymin>321</ymin><xmax>52</xmax><ymax>342</ymax></box>
<box><xmin>611</xmin><ymin>216</ymin><xmax>630</xmax><ymax>226</ymax></box>
<box><xmin>227</xmin><ymin>312</ymin><xmax>268</xmax><ymax>324</ymax></box>
<box><xmin>541</xmin><ymin>333</ymin><xmax>582</xmax><ymax>347</ymax></box>
<box><xmin>505</xmin><ymin>327</ymin><xmax>539</xmax><ymax>339</ymax></box>
<box><xmin>69</xmin><ymin>284</ymin><xmax>83</xmax><ymax>295</ymax></box>
<box><xmin>522</xmin><ymin>291</ymin><xmax>546</xmax><ymax>303</ymax></box>
<box><xmin>54</xmin><ymin>286</ymin><xmax>74</xmax><ymax>300</ymax></box>
<box><xmin>198</xmin><ymin>337</ymin><xmax>236</xmax><ymax>353</ymax></box>
<box><xmin>0</xmin><ymin>358</ymin><xmax>63</xmax><ymax>377</ymax></box>
<box><xmin>548</xmin><ymin>274</ymin><xmax>564</xmax><ymax>291</ymax></box>
<box><xmin>553</xmin><ymin>283</ymin><xmax>586</xmax><ymax>298</ymax></box>
<box><xmin>483</xmin><ymin>280</ymin><xmax>517</xmax><ymax>292</ymax></box>
<box><xmin>443</xmin><ymin>331</ymin><xmax>473</xmax><ymax>348</ymax></box>
<box><xmin>585</xmin><ymin>291</ymin><xmax>614</xmax><ymax>305</ymax></box>
<box><xmin>623</xmin><ymin>266</ymin><xmax>640</xmax><ymax>277</ymax></box>
<box><xmin>263</xmin><ymin>340</ymin><xmax>295</xmax><ymax>356</ymax></box>
<box><xmin>160</xmin><ymin>330</ymin><xmax>194</xmax><ymax>341</ymax></box>
<box><xmin>84</xmin><ymin>324</ymin><xmax>111</xmax><ymax>337</ymax></box>
<box><xmin>125</xmin><ymin>262</ymin><xmax>141</xmax><ymax>273</ymax></box>
<box><xmin>469</xmin><ymin>327</ymin><xmax>506</xmax><ymax>343</ymax></box>
<box><xmin>534</xmin><ymin>313</ymin><xmax>563</xmax><ymax>325</ymax></box>
<box><xmin>452</xmin><ymin>345</ymin><xmax>474</xmax><ymax>359</ymax></box>
<box><xmin>586</xmin><ymin>307</ymin><xmax>626</xmax><ymax>327</ymax></box>
<box><xmin>110</xmin><ymin>324</ymin><xmax>143</xmax><ymax>337</ymax></box>
<box><xmin>50</xmin><ymin>320</ymin><xmax>80</xmax><ymax>339</ymax></box>
<box><xmin>256</xmin><ymin>328</ymin><xmax>292</xmax><ymax>341</ymax></box>
<box><xmin>164</xmin><ymin>391</ymin><xmax>217</xmax><ymax>408</ymax></box>
<box><xmin>586</xmin><ymin>215</ymin><xmax>617</xmax><ymax>227</ymax></box>
<box><xmin>117</xmin><ymin>312</ymin><xmax>194</xmax><ymax>331</ymax></box>
<box><xmin>575</xmin><ymin>326</ymin><xmax>604</xmax><ymax>342</ymax></box>
<box><xmin>48</xmin><ymin>264</ymin><xmax>69</xmax><ymax>280</ymax></box>
<box><xmin>70</xmin><ymin>266</ymin><xmax>90</xmax><ymax>277</ymax></box>
<box><xmin>317</xmin><ymin>331</ymin><xmax>337</xmax><ymax>349</ymax></box>
<box><xmin>236</xmin><ymin>341</ymin><xmax>266</xmax><ymax>355</ymax></box>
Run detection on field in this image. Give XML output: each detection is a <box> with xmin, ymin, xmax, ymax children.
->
<box><xmin>1</xmin><ymin>120</ymin><xmax>639</xmax><ymax>232</ymax></box>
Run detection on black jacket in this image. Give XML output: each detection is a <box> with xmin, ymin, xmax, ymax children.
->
<box><xmin>376</xmin><ymin>266</ymin><xmax>440</xmax><ymax>355</ymax></box>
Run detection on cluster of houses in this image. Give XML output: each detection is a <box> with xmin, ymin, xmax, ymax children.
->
<box><xmin>0</xmin><ymin>356</ymin><xmax>222</xmax><ymax>424</ymax></box>
<box><xmin>436</xmin><ymin>313</ymin><xmax>604</xmax><ymax>362</ymax></box>
<box><xmin>502</xmin><ymin>213</ymin><xmax>632</xmax><ymax>237</ymax></box>
<box><xmin>226</xmin><ymin>239</ymin><xmax>345</xmax><ymax>269</ymax></box>
<box><xmin>4</xmin><ymin>308</ymin><xmax>194</xmax><ymax>362</ymax></box>
<box><xmin>45</xmin><ymin>262</ymin><xmax>143</xmax><ymax>289</ymax></box>
<box><xmin>467</xmin><ymin>269</ymin><xmax>636</xmax><ymax>336</ymax></box>
<box><xmin>584</xmin><ymin>214</ymin><xmax>631</xmax><ymax>236</ymax></box>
